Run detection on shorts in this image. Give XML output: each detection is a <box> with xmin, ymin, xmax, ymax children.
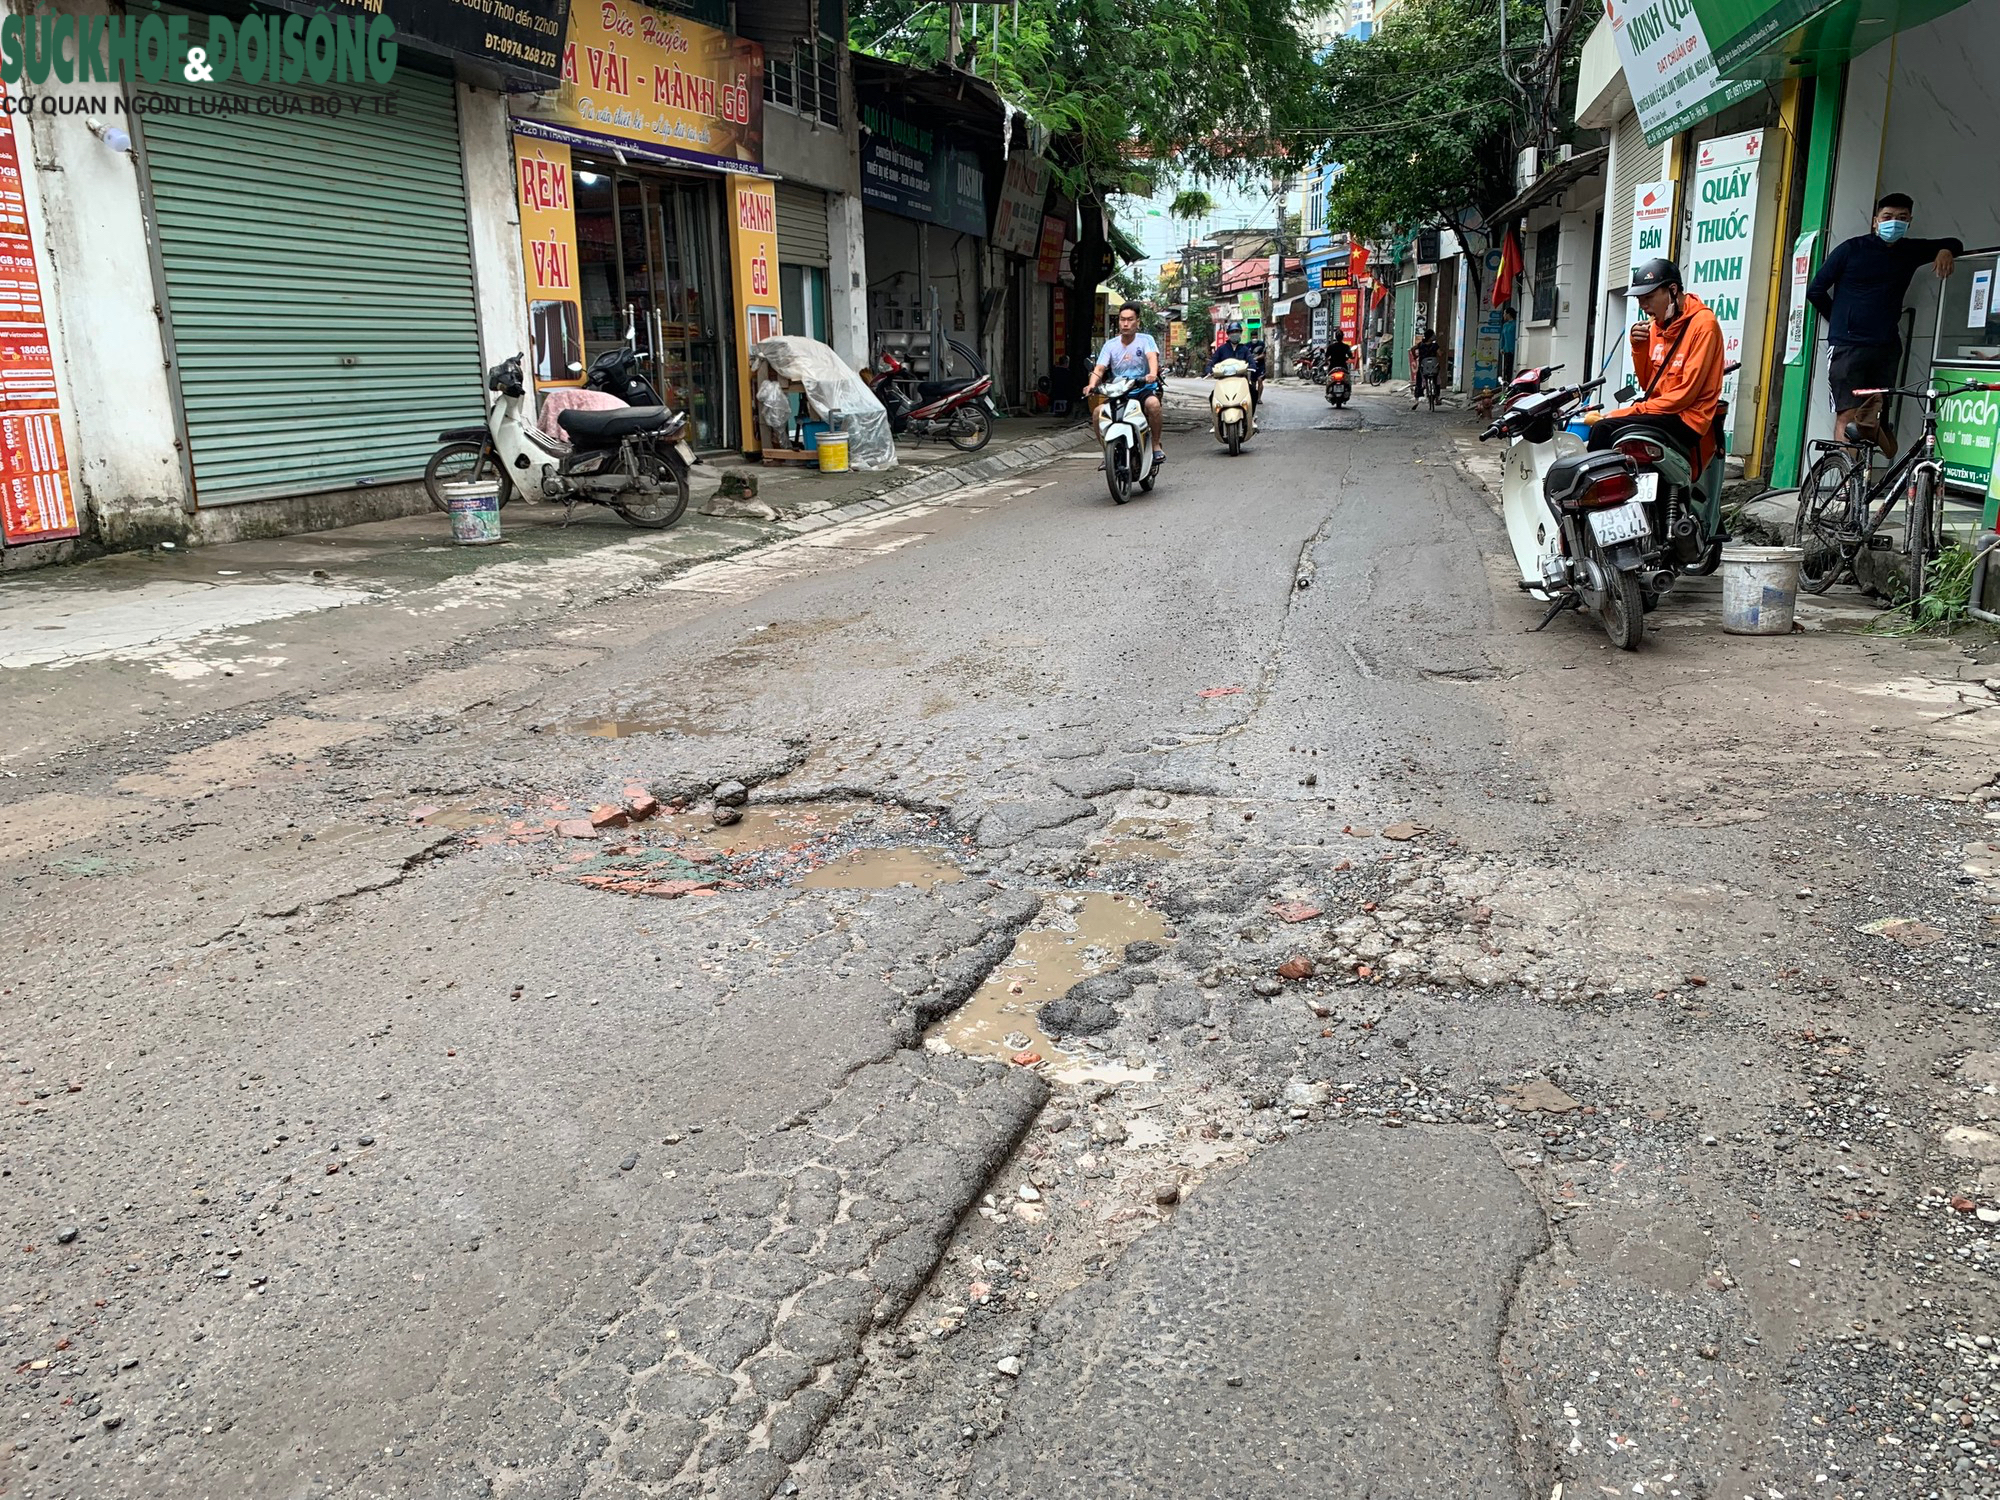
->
<box><xmin>1829</xmin><ymin>344</ymin><xmax>1900</xmax><ymax>413</ymax></box>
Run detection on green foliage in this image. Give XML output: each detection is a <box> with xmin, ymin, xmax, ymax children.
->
<box><xmin>851</xmin><ymin>0</ymin><xmax>1336</xmax><ymax>194</ymax></box>
<box><xmin>1169</xmin><ymin>189</ymin><xmax>1216</xmax><ymax>223</ymax></box>
<box><xmin>1313</xmin><ymin>0</ymin><xmax>1585</xmax><ymax>250</ymax></box>
<box><xmin>1870</xmin><ymin>539</ymin><xmax>1991</xmax><ymax>635</ymax></box>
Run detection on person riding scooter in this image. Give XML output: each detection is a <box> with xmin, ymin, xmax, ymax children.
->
<box><xmin>1210</xmin><ymin>324</ymin><xmax>1263</xmax><ymax>417</ymax></box>
<box><xmin>1583</xmin><ymin>258</ymin><xmax>1724</xmax><ymax>471</ymax></box>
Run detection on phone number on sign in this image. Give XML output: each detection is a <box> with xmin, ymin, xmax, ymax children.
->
<box><xmin>485</xmin><ymin>33</ymin><xmax>557</xmax><ymax>67</ymax></box>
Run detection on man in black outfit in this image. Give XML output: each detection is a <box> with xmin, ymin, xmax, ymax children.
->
<box><xmin>1805</xmin><ymin>191</ymin><xmax>1960</xmax><ymax>459</ymax></box>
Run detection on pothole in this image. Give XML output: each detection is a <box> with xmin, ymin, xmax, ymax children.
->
<box><xmin>561</xmin><ymin>715</ymin><xmax>705</xmax><ymax>738</ymax></box>
<box><xmin>555</xmin><ymin>799</ymin><xmax>973</xmax><ymax>898</ymax></box>
<box><xmin>926</xmin><ymin>891</ymin><xmax>1172</xmax><ymax>1066</ymax></box>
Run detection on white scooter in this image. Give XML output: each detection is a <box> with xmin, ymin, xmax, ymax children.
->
<box><xmin>1485</xmin><ymin>365</ymin><xmax>1586</xmax><ymax>598</ymax></box>
<box><xmin>429</xmin><ymin>353</ymin><xmax>696</xmax><ymax>529</ymax></box>
<box><xmin>1096</xmin><ymin>375</ymin><xmax>1159</xmax><ymax>504</ymax></box>
<box><xmin>1210</xmin><ymin>358</ymin><xmax>1256</xmax><ymax>455</ymax></box>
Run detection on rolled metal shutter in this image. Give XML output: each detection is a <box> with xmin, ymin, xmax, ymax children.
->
<box><xmin>1605</xmin><ymin>111</ymin><xmax>1664</xmax><ymax>293</ymax></box>
<box><xmin>139</xmin><ymin>67</ymin><xmax>484</xmax><ymax>505</ymax></box>
<box><xmin>775</xmin><ymin>182</ymin><xmax>831</xmax><ymax>267</ymax></box>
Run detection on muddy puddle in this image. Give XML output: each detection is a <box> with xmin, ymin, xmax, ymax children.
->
<box><xmin>1088</xmin><ymin>812</ymin><xmax>1201</xmax><ymax>863</ymax></box>
<box><xmin>802</xmin><ymin>847</ymin><xmax>964</xmax><ymax>891</ymax></box>
<box><xmin>928</xmin><ymin>891</ymin><xmax>1171</xmax><ymax>1065</ymax></box>
<box><xmin>562</xmin><ymin>798</ymin><xmax>972</xmax><ymax>899</ymax></box>
<box><xmin>563</xmin><ymin>715</ymin><xmax>704</xmax><ymax>739</ymax></box>
<box><xmin>415</xmin><ymin>802</ymin><xmax>506</xmax><ymax>830</ymax></box>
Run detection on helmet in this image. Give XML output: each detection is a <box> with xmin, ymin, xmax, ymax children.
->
<box><xmin>1226</xmin><ymin>321</ymin><xmax>1243</xmax><ymax>335</ymax></box>
<box><xmin>1629</xmin><ymin>257</ymin><xmax>1680</xmax><ymax>295</ymax></box>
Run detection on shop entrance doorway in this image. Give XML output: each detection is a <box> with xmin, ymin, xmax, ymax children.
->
<box><xmin>575</xmin><ymin>164</ymin><xmax>735</xmax><ymax>449</ymax></box>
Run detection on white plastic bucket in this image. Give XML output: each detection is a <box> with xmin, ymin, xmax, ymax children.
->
<box><xmin>1720</xmin><ymin>544</ymin><xmax>1802</xmax><ymax>635</ymax></box>
<box><xmin>442</xmin><ymin>480</ymin><xmax>502</xmax><ymax>545</ymax></box>
<box><xmin>816</xmin><ymin>433</ymin><xmax>850</xmax><ymax>473</ymax></box>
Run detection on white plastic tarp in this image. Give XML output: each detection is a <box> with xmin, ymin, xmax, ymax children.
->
<box><xmin>749</xmin><ymin>336</ymin><xmax>897</xmax><ymax>471</ymax></box>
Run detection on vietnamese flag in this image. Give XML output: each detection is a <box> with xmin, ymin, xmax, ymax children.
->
<box><xmin>1491</xmin><ymin>226</ymin><xmax>1524</xmax><ymax>308</ymax></box>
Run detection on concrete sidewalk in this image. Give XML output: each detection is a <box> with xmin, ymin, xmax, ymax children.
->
<box><xmin>0</xmin><ymin>415</ymin><xmax>1093</xmax><ymax>676</ymax></box>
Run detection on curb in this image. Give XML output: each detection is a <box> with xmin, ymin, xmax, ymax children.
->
<box><xmin>779</xmin><ymin>425</ymin><xmax>1096</xmax><ymax>534</ymax></box>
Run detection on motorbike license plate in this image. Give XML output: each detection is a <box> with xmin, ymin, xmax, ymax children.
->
<box><xmin>1588</xmin><ymin>500</ymin><xmax>1651</xmax><ymax>546</ymax></box>
<box><xmin>1634</xmin><ymin>472</ymin><xmax>1659</xmax><ymax>506</ymax></box>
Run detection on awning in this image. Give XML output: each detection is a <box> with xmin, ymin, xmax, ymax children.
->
<box><xmin>1486</xmin><ymin>146</ymin><xmax>1609</xmax><ymax>226</ymax></box>
<box><xmin>734</xmin><ymin>0</ymin><xmax>815</xmax><ymax>54</ymax></box>
<box><xmin>1272</xmin><ymin>298</ymin><xmax>1296</xmax><ymax>316</ymax></box>
<box><xmin>1699</xmin><ymin>0</ymin><xmax>1976</xmax><ymax>76</ymax></box>
<box><xmin>852</xmin><ymin>53</ymin><xmax>1014</xmax><ymax>156</ymax></box>
<box><xmin>1107</xmin><ymin>221</ymin><xmax>1146</xmax><ymax>265</ymax></box>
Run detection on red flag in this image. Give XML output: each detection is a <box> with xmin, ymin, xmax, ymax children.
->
<box><xmin>1491</xmin><ymin>227</ymin><xmax>1523</xmax><ymax>308</ymax></box>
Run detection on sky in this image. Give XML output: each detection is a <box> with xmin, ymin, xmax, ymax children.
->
<box><xmin>1110</xmin><ymin>172</ymin><xmax>1292</xmax><ymax>282</ymax></box>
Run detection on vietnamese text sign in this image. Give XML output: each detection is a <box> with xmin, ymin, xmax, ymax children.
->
<box><xmin>1035</xmin><ymin>215</ymin><xmax>1065</xmax><ymax>285</ymax></box>
<box><xmin>1629</xmin><ymin>179</ymin><xmax>1675</xmax><ymax>280</ymax></box>
<box><xmin>991</xmin><ymin>152</ymin><xmax>1049</xmax><ymax>258</ymax></box>
<box><xmin>1934</xmin><ymin>366</ymin><xmax>2000</xmax><ymax>493</ymax></box>
<box><xmin>1685</xmin><ymin>129</ymin><xmax>1763</xmax><ymax>445</ymax></box>
<box><xmin>730</xmin><ymin>174</ymin><xmax>781</xmax><ymax>454</ymax></box>
<box><xmin>513</xmin><ymin>136</ymin><xmax>584</xmax><ymax>389</ymax></box>
<box><xmin>860</xmin><ymin>104</ymin><xmax>985</xmax><ymax>235</ymax></box>
<box><xmin>1605</xmin><ymin>0</ymin><xmax>1760</xmax><ymax>147</ymax></box>
<box><xmin>0</xmin><ymin>87</ymin><xmax>75</xmax><ymax>545</ymax></box>
<box><xmin>516</xmin><ymin>3</ymin><xmax>763</xmax><ymax>174</ymax></box>
<box><xmin>1784</xmin><ymin>230</ymin><xmax>1817</xmax><ymax>365</ymax></box>
<box><xmin>259</xmin><ymin>0</ymin><xmax>570</xmax><ymax>83</ymax></box>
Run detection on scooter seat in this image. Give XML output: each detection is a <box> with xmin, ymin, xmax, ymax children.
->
<box><xmin>916</xmin><ymin>379</ymin><xmax>976</xmax><ymax>403</ymax></box>
<box><xmin>557</xmin><ymin>405</ymin><xmax>680</xmax><ymax>443</ymax></box>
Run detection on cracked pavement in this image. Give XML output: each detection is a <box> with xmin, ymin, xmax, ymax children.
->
<box><xmin>5</xmin><ymin>383</ymin><xmax>2000</xmax><ymax>1499</ymax></box>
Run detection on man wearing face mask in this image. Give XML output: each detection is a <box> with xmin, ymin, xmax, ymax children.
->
<box><xmin>1584</xmin><ymin>258</ymin><xmax>1724</xmax><ymax>470</ymax></box>
<box><xmin>1806</xmin><ymin>192</ymin><xmax>1960</xmax><ymax>459</ymax></box>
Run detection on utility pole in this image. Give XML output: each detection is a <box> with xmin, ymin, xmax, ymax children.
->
<box><xmin>947</xmin><ymin>2</ymin><xmax>962</xmax><ymax>67</ymax></box>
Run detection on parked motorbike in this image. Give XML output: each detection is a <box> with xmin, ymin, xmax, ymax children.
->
<box><xmin>874</xmin><ymin>349</ymin><xmax>994</xmax><ymax>451</ymax></box>
<box><xmin>423</xmin><ymin>353</ymin><xmax>691</xmax><ymax>528</ymax></box>
<box><xmin>1481</xmin><ymin>374</ymin><xmax>1658</xmax><ymax>649</ymax></box>
<box><xmin>1097</xmin><ymin>376</ymin><xmax>1160</xmax><ymax>504</ymax></box>
<box><xmin>1597</xmin><ymin>363</ymin><xmax>1740</xmax><ymax>580</ymax></box>
<box><xmin>1211</xmin><ymin>357</ymin><xmax>1256</xmax><ymax>456</ymax></box>
<box><xmin>1324</xmin><ymin>364</ymin><xmax>1351</xmax><ymax>408</ymax></box>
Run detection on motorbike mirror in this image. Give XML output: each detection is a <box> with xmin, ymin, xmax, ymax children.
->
<box><xmin>568</xmin><ymin>361</ymin><xmax>585</xmax><ymax>375</ymax></box>
<box><xmin>1614</xmin><ymin>382</ymin><xmax>1637</xmax><ymax>402</ymax></box>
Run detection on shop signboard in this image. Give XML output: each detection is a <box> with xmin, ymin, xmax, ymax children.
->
<box><xmin>0</xmin><ymin>87</ymin><xmax>76</xmax><ymax>545</ymax></box>
<box><xmin>729</xmin><ymin>174</ymin><xmax>782</xmax><ymax>454</ymax></box>
<box><xmin>513</xmin><ymin>138</ymin><xmax>585</xmax><ymax>389</ymax></box>
<box><xmin>1311</xmin><ymin>306</ymin><xmax>1330</xmax><ymax>342</ymax></box>
<box><xmin>1605</xmin><ymin>0</ymin><xmax>1759</xmax><ymax>146</ymax></box>
<box><xmin>514</xmin><ymin>1</ymin><xmax>763</xmax><ymax>174</ymax></box>
<box><xmin>1932</xmin><ymin>365</ymin><xmax>2000</xmax><ymax>493</ymax></box>
<box><xmin>1621</xmin><ymin>180</ymin><xmax>1675</xmax><ymax>393</ymax></box>
<box><xmin>992</xmin><ymin>152</ymin><xmax>1049</xmax><ymax>257</ymax></box>
<box><xmin>1035</xmin><ymin>215</ymin><xmax>1065</xmax><ymax>285</ymax></box>
<box><xmin>1783</xmin><ymin>230</ymin><xmax>1817</xmax><ymax>365</ymax></box>
<box><xmin>860</xmin><ymin>104</ymin><xmax>986</xmax><ymax>236</ymax></box>
<box><xmin>1472</xmin><ymin>247</ymin><xmax>1503</xmax><ymax>390</ymax></box>
<box><xmin>1685</xmin><ymin>130</ymin><xmax>1763</xmax><ymax>446</ymax></box>
<box><xmin>256</xmin><ymin>0</ymin><xmax>571</xmax><ymax>83</ymax></box>
<box><xmin>1339</xmin><ymin>289</ymin><xmax>1361</xmax><ymax>344</ymax></box>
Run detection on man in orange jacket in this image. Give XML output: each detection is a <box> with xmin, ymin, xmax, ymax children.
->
<box><xmin>1586</xmin><ymin>258</ymin><xmax>1726</xmax><ymax>469</ymax></box>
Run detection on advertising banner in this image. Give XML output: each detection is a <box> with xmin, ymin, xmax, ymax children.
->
<box><xmin>1311</xmin><ymin>306</ymin><xmax>1330</xmax><ymax>342</ymax></box>
<box><xmin>860</xmin><ymin>104</ymin><xmax>985</xmax><ymax>235</ymax></box>
<box><xmin>729</xmin><ymin>174</ymin><xmax>781</xmax><ymax>454</ymax></box>
<box><xmin>1685</xmin><ymin>130</ymin><xmax>1764</xmax><ymax>445</ymax></box>
<box><xmin>991</xmin><ymin>152</ymin><xmax>1049</xmax><ymax>258</ymax></box>
<box><xmin>1605</xmin><ymin>0</ymin><xmax>1760</xmax><ymax>146</ymax></box>
<box><xmin>1783</xmin><ymin>230</ymin><xmax>1818</xmax><ymax>365</ymax></box>
<box><xmin>513</xmin><ymin>137</ymin><xmax>585</xmax><ymax>389</ymax></box>
<box><xmin>1035</xmin><ymin>215</ymin><xmax>1066</xmax><ymax>285</ymax></box>
<box><xmin>515</xmin><ymin>2</ymin><xmax>763</xmax><ymax>174</ymax></box>
<box><xmin>1622</xmin><ymin>180</ymin><xmax>1676</xmax><ymax>394</ymax></box>
<box><xmin>1933</xmin><ymin>366</ymin><xmax>2000</xmax><ymax>493</ymax></box>
<box><xmin>0</xmin><ymin>88</ymin><xmax>75</xmax><ymax>545</ymax></box>
<box><xmin>257</xmin><ymin>0</ymin><xmax>570</xmax><ymax>83</ymax></box>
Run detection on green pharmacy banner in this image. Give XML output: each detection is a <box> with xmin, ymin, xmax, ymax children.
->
<box><xmin>1932</xmin><ymin>365</ymin><xmax>2000</xmax><ymax>493</ymax></box>
<box><xmin>1604</xmin><ymin>0</ymin><xmax>1761</xmax><ymax>145</ymax></box>
<box><xmin>1690</xmin><ymin>0</ymin><xmax>1979</xmax><ymax>77</ymax></box>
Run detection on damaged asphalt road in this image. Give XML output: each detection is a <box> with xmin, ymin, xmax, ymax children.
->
<box><xmin>5</xmin><ymin>382</ymin><xmax>2000</xmax><ymax>1500</ymax></box>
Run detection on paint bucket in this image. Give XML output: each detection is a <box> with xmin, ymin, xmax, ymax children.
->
<box><xmin>1720</xmin><ymin>544</ymin><xmax>1803</xmax><ymax>635</ymax></box>
<box><xmin>799</xmin><ymin>419</ymin><xmax>830</xmax><ymax>451</ymax></box>
<box><xmin>442</xmin><ymin>480</ymin><xmax>502</xmax><ymax>546</ymax></box>
<box><xmin>816</xmin><ymin>433</ymin><xmax>850</xmax><ymax>473</ymax></box>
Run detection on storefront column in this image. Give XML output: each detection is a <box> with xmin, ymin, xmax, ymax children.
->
<box><xmin>828</xmin><ymin>193</ymin><xmax>869</xmax><ymax>371</ymax></box>
<box><xmin>1747</xmin><ymin>79</ymin><xmax>1803</xmax><ymax>481</ymax></box>
<box><xmin>459</xmin><ymin>83</ymin><xmax>533</xmax><ymax>379</ymax></box>
<box><xmin>1770</xmin><ymin>68</ymin><xmax>1845</xmax><ymax>488</ymax></box>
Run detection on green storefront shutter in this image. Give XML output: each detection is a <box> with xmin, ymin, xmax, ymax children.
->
<box><xmin>140</xmin><ymin>69</ymin><xmax>484</xmax><ymax>505</ymax></box>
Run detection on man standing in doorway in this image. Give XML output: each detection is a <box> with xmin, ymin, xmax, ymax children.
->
<box><xmin>1497</xmin><ymin>306</ymin><xmax>1518</xmax><ymax>382</ymax></box>
<box><xmin>1806</xmin><ymin>192</ymin><xmax>1960</xmax><ymax>459</ymax></box>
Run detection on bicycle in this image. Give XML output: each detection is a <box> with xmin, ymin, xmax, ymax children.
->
<box><xmin>1793</xmin><ymin>378</ymin><xmax>1999</xmax><ymax>601</ymax></box>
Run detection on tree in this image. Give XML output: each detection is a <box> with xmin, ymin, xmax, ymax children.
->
<box><xmin>852</xmin><ymin>0</ymin><xmax>1334</xmax><ymax>374</ymax></box>
<box><xmin>1310</xmin><ymin>0</ymin><xmax>1589</xmax><ymax>299</ymax></box>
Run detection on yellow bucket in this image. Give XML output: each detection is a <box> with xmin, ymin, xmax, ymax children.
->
<box><xmin>816</xmin><ymin>433</ymin><xmax>850</xmax><ymax>473</ymax></box>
